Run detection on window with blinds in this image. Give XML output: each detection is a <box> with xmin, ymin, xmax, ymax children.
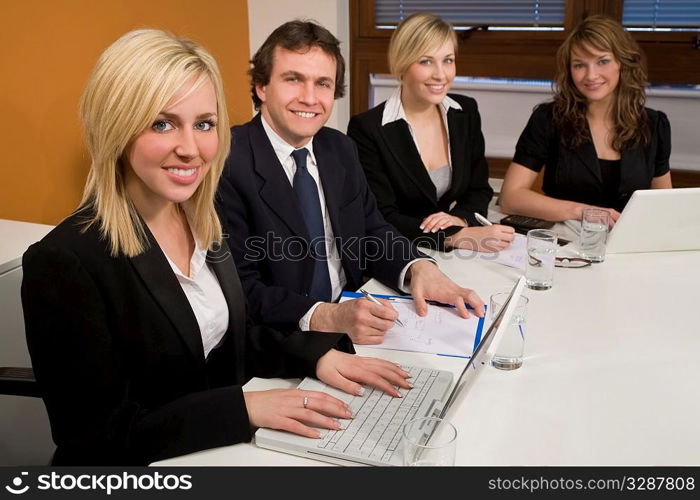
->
<box><xmin>622</xmin><ymin>0</ymin><xmax>700</xmax><ymax>29</ymax></box>
<box><xmin>375</xmin><ymin>0</ymin><xmax>566</xmax><ymax>28</ymax></box>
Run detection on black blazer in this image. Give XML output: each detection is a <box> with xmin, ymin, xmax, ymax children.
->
<box><xmin>513</xmin><ymin>102</ymin><xmax>672</xmax><ymax>211</ymax></box>
<box><xmin>217</xmin><ymin>114</ymin><xmax>426</xmax><ymax>331</ymax></box>
<box><xmin>347</xmin><ymin>93</ymin><xmax>493</xmax><ymax>249</ymax></box>
<box><xmin>21</xmin><ymin>208</ymin><xmax>352</xmax><ymax>465</ymax></box>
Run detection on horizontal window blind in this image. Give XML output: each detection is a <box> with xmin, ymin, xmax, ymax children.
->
<box><xmin>622</xmin><ymin>0</ymin><xmax>700</xmax><ymax>28</ymax></box>
<box><xmin>375</xmin><ymin>0</ymin><xmax>566</xmax><ymax>27</ymax></box>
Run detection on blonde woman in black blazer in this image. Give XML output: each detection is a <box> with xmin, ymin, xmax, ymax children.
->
<box><xmin>348</xmin><ymin>13</ymin><xmax>514</xmax><ymax>251</ymax></box>
<box><xmin>21</xmin><ymin>29</ymin><xmax>409</xmax><ymax>465</ymax></box>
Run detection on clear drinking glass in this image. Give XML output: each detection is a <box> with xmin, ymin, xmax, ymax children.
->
<box><xmin>526</xmin><ymin>229</ymin><xmax>557</xmax><ymax>290</ymax></box>
<box><xmin>579</xmin><ymin>208</ymin><xmax>609</xmax><ymax>262</ymax></box>
<box><xmin>490</xmin><ymin>292</ymin><xmax>529</xmax><ymax>370</ymax></box>
<box><xmin>402</xmin><ymin>417</ymin><xmax>456</xmax><ymax>466</ymax></box>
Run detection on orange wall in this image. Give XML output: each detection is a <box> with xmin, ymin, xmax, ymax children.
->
<box><xmin>0</xmin><ymin>0</ymin><xmax>252</xmax><ymax>225</ymax></box>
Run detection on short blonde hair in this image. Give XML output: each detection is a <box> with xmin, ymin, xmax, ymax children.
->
<box><xmin>79</xmin><ymin>29</ymin><xmax>230</xmax><ymax>257</ymax></box>
<box><xmin>388</xmin><ymin>13</ymin><xmax>458</xmax><ymax>80</ymax></box>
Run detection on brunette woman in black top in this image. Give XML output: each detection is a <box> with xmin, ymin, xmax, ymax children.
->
<box><xmin>500</xmin><ymin>16</ymin><xmax>672</xmax><ymax>223</ymax></box>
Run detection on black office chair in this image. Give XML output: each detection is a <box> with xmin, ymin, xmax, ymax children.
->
<box><xmin>0</xmin><ymin>366</ymin><xmax>40</xmax><ymax>398</ymax></box>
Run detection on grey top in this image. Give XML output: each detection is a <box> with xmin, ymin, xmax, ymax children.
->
<box><xmin>428</xmin><ymin>164</ymin><xmax>452</xmax><ymax>199</ymax></box>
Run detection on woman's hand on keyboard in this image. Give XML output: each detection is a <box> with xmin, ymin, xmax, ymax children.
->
<box><xmin>316</xmin><ymin>349</ymin><xmax>412</xmax><ymax>399</ymax></box>
<box><xmin>243</xmin><ymin>388</ymin><xmax>351</xmax><ymax>439</ymax></box>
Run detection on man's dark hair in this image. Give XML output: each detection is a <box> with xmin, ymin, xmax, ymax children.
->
<box><xmin>249</xmin><ymin>20</ymin><xmax>346</xmax><ymax>109</ymax></box>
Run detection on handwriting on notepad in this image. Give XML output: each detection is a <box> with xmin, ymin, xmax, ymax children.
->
<box><xmin>473</xmin><ymin>233</ymin><xmax>528</xmax><ymax>270</ymax></box>
<box><xmin>382</xmin><ymin>302</ymin><xmax>476</xmax><ymax>355</ymax></box>
<box><xmin>396</xmin><ymin>308</ymin><xmax>454</xmax><ymax>346</ymax></box>
<box><xmin>399</xmin><ymin>306</ymin><xmax>446</xmax><ymax>330</ymax></box>
<box><xmin>339</xmin><ymin>294</ymin><xmax>483</xmax><ymax>356</ymax></box>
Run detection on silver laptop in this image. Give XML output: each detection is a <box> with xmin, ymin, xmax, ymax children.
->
<box><xmin>255</xmin><ymin>277</ymin><xmax>526</xmax><ymax>466</ymax></box>
<box><xmin>607</xmin><ymin>188</ymin><xmax>700</xmax><ymax>254</ymax></box>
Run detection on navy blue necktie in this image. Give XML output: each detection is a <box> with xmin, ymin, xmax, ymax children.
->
<box><xmin>291</xmin><ymin>148</ymin><xmax>332</xmax><ymax>302</ymax></box>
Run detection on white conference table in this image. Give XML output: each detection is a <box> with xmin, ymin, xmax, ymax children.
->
<box><xmin>155</xmin><ymin>242</ymin><xmax>700</xmax><ymax>466</ymax></box>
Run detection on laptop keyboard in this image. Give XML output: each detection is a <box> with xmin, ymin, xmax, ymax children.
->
<box><xmin>315</xmin><ymin>365</ymin><xmax>442</xmax><ymax>463</ymax></box>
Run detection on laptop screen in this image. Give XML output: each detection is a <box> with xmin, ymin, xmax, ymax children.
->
<box><xmin>439</xmin><ymin>276</ymin><xmax>525</xmax><ymax>419</ymax></box>
<box><xmin>607</xmin><ymin>187</ymin><xmax>700</xmax><ymax>254</ymax></box>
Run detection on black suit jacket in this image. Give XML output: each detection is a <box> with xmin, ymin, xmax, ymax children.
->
<box><xmin>21</xmin><ymin>208</ymin><xmax>352</xmax><ymax>465</ymax></box>
<box><xmin>218</xmin><ymin>114</ymin><xmax>425</xmax><ymax>330</ymax></box>
<box><xmin>347</xmin><ymin>93</ymin><xmax>494</xmax><ymax>250</ymax></box>
<box><xmin>513</xmin><ymin>102</ymin><xmax>672</xmax><ymax>211</ymax></box>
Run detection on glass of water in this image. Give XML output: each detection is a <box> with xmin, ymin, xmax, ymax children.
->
<box><xmin>579</xmin><ymin>208</ymin><xmax>609</xmax><ymax>262</ymax></box>
<box><xmin>526</xmin><ymin>229</ymin><xmax>557</xmax><ymax>290</ymax></box>
<box><xmin>402</xmin><ymin>417</ymin><xmax>456</xmax><ymax>466</ymax></box>
<box><xmin>490</xmin><ymin>292</ymin><xmax>528</xmax><ymax>370</ymax></box>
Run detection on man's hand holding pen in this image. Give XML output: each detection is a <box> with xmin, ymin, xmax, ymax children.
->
<box><xmin>308</xmin><ymin>259</ymin><xmax>485</xmax><ymax>345</ymax></box>
<box><xmin>310</xmin><ymin>297</ymin><xmax>401</xmax><ymax>345</ymax></box>
<box><xmin>360</xmin><ymin>288</ymin><xmax>405</xmax><ymax>327</ymax></box>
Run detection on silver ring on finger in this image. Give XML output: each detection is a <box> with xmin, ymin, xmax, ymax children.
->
<box><xmin>303</xmin><ymin>395</ymin><xmax>309</xmax><ymax>409</ymax></box>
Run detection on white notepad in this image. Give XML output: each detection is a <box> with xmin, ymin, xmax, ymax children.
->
<box><xmin>339</xmin><ymin>294</ymin><xmax>485</xmax><ymax>357</ymax></box>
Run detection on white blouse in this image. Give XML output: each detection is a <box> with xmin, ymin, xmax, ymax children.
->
<box><xmin>381</xmin><ymin>87</ymin><xmax>462</xmax><ymax>167</ymax></box>
<box><xmin>164</xmin><ymin>241</ymin><xmax>229</xmax><ymax>359</ymax></box>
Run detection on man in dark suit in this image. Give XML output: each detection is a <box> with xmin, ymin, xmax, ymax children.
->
<box><xmin>218</xmin><ymin>21</ymin><xmax>484</xmax><ymax>344</ymax></box>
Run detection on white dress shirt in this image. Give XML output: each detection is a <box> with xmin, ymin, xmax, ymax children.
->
<box><xmin>381</xmin><ymin>87</ymin><xmax>462</xmax><ymax>166</ymax></box>
<box><xmin>260</xmin><ymin>115</ymin><xmax>419</xmax><ymax>330</ymax></box>
<box><xmin>260</xmin><ymin>115</ymin><xmax>347</xmax><ymax>303</ymax></box>
<box><xmin>164</xmin><ymin>236</ymin><xmax>229</xmax><ymax>359</ymax></box>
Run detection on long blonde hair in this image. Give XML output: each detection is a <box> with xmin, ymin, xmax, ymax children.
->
<box><xmin>553</xmin><ymin>15</ymin><xmax>649</xmax><ymax>150</ymax></box>
<box><xmin>79</xmin><ymin>29</ymin><xmax>230</xmax><ymax>257</ymax></box>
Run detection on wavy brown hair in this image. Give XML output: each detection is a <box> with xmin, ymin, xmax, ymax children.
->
<box><xmin>553</xmin><ymin>15</ymin><xmax>649</xmax><ymax>151</ymax></box>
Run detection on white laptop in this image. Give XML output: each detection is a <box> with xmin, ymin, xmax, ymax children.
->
<box><xmin>606</xmin><ymin>188</ymin><xmax>700</xmax><ymax>254</ymax></box>
<box><xmin>254</xmin><ymin>277</ymin><xmax>526</xmax><ymax>466</ymax></box>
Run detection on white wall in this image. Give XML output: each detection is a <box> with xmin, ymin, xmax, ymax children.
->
<box><xmin>247</xmin><ymin>0</ymin><xmax>350</xmax><ymax>132</ymax></box>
